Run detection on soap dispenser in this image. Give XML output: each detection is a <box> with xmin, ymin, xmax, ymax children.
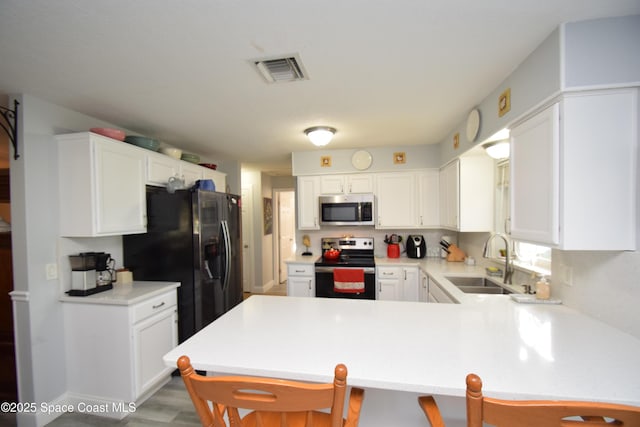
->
<box><xmin>535</xmin><ymin>275</ymin><xmax>550</xmax><ymax>300</ymax></box>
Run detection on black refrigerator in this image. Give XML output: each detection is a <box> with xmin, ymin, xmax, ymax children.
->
<box><xmin>123</xmin><ymin>187</ymin><xmax>243</xmax><ymax>343</ymax></box>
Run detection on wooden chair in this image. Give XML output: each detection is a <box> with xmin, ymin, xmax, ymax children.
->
<box><xmin>418</xmin><ymin>373</ymin><xmax>640</xmax><ymax>427</ymax></box>
<box><xmin>177</xmin><ymin>355</ymin><xmax>365</xmax><ymax>427</ymax></box>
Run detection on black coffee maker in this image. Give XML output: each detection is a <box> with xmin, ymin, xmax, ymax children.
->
<box><xmin>406</xmin><ymin>235</ymin><xmax>426</xmax><ymax>259</ymax></box>
<box><xmin>94</xmin><ymin>252</ymin><xmax>116</xmax><ymax>286</ymax></box>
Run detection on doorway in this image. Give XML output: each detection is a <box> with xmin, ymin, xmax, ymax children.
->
<box><xmin>241</xmin><ymin>185</ymin><xmax>254</xmax><ymax>293</ymax></box>
<box><xmin>274</xmin><ymin>190</ymin><xmax>295</xmax><ymax>286</ymax></box>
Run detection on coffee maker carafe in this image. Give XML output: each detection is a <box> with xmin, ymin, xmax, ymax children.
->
<box><xmin>69</xmin><ymin>253</ymin><xmax>97</xmax><ymax>293</ymax></box>
<box><xmin>95</xmin><ymin>252</ymin><xmax>115</xmax><ymax>286</ymax></box>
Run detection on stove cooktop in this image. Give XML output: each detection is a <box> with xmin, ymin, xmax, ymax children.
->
<box><xmin>315</xmin><ymin>237</ymin><xmax>375</xmax><ymax>267</ymax></box>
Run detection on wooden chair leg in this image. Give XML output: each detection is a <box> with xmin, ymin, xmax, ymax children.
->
<box><xmin>418</xmin><ymin>396</ymin><xmax>446</xmax><ymax>427</ymax></box>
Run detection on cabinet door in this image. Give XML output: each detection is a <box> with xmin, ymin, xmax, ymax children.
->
<box><xmin>133</xmin><ymin>307</ymin><xmax>178</xmax><ymax>398</ymax></box>
<box><xmin>376</xmin><ymin>266</ymin><xmax>402</xmax><ymax>300</ymax></box>
<box><xmin>347</xmin><ymin>174</ymin><xmax>373</xmax><ymax>194</ymax></box>
<box><xmin>287</xmin><ymin>276</ymin><xmax>314</xmax><ymax>297</ymax></box>
<box><xmin>402</xmin><ymin>267</ymin><xmax>419</xmax><ymax>302</ymax></box>
<box><xmin>510</xmin><ymin>103</ymin><xmax>560</xmax><ymax>245</ymax></box>
<box><xmin>297</xmin><ymin>176</ymin><xmax>320</xmax><ymax>230</ymax></box>
<box><xmin>95</xmin><ymin>140</ymin><xmax>147</xmax><ymax>235</ymax></box>
<box><xmin>416</xmin><ymin>170</ymin><xmax>439</xmax><ymax>227</ymax></box>
<box><xmin>181</xmin><ymin>162</ymin><xmax>203</xmax><ymax>187</ymax></box>
<box><xmin>458</xmin><ymin>155</ymin><xmax>494</xmax><ymax>232</ymax></box>
<box><xmin>419</xmin><ymin>270</ymin><xmax>428</xmax><ymax>302</ymax></box>
<box><xmin>428</xmin><ymin>277</ymin><xmax>455</xmax><ymax>304</ymax></box>
<box><xmin>202</xmin><ymin>168</ymin><xmax>226</xmax><ymax>193</ymax></box>
<box><xmin>375</xmin><ymin>173</ymin><xmax>416</xmax><ymax>228</ymax></box>
<box><xmin>377</xmin><ymin>279</ymin><xmax>402</xmax><ymax>301</ymax></box>
<box><xmin>146</xmin><ymin>152</ymin><xmax>179</xmax><ymax>186</ymax></box>
<box><xmin>319</xmin><ymin>176</ymin><xmax>345</xmax><ymax>194</ymax></box>
<box><xmin>439</xmin><ymin>161</ymin><xmax>459</xmax><ymax>230</ymax></box>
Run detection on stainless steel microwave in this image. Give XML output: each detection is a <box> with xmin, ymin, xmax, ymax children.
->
<box><xmin>319</xmin><ymin>194</ymin><xmax>375</xmax><ymax>226</ymax></box>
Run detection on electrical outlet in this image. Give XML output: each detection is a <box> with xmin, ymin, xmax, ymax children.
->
<box><xmin>558</xmin><ymin>264</ymin><xmax>573</xmax><ymax>287</ymax></box>
<box><xmin>45</xmin><ymin>263</ymin><xmax>58</xmax><ymax>280</ymax></box>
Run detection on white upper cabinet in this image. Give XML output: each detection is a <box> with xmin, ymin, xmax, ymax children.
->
<box><xmin>146</xmin><ymin>151</ymin><xmax>180</xmax><ymax>186</ymax></box>
<box><xmin>458</xmin><ymin>155</ymin><xmax>494</xmax><ymax>232</ymax></box>
<box><xmin>180</xmin><ymin>161</ymin><xmax>203</xmax><ymax>187</ymax></box>
<box><xmin>439</xmin><ymin>161</ymin><xmax>459</xmax><ymax>230</ymax></box>
<box><xmin>510</xmin><ymin>103</ymin><xmax>560</xmax><ymax>245</ymax></box>
<box><xmin>319</xmin><ymin>174</ymin><xmax>373</xmax><ymax>195</ymax></box>
<box><xmin>57</xmin><ymin>132</ymin><xmax>147</xmax><ymax>236</ymax></box>
<box><xmin>439</xmin><ymin>156</ymin><xmax>493</xmax><ymax>232</ymax></box>
<box><xmin>146</xmin><ymin>151</ymin><xmax>226</xmax><ymax>191</ymax></box>
<box><xmin>416</xmin><ymin>170</ymin><xmax>440</xmax><ymax>227</ymax></box>
<box><xmin>375</xmin><ymin>172</ymin><xmax>417</xmax><ymax>228</ymax></box>
<box><xmin>510</xmin><ymin>89</ymin><xmax>638</xmax><ymax>250</ymax></box>
<box><xmin>297</xmin><ymin>176</ymin><xmax>320</xmax><ymax>230</ymax></box>
<box><xmin>202</xmin><ymin>168</ymin><xmax>226</xmax><ymax>192</ymax></box>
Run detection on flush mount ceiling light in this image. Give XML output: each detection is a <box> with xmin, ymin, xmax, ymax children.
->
<box><xmin>483</xmin><ymin>140</ymin><xmax>510</xmax><ymax>159</ymax></box>
<box><xmin>304</xmin><ymin>126</ymin><xmax>336</xmax><ymax>147</ymax></box>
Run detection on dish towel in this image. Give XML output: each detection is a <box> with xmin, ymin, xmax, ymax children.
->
<box><xmin>333</xmin><ymin>268</ymin><xmax>365</xmax><ymax>293</ymax></box>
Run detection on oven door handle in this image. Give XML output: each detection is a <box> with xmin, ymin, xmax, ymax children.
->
<box><xmin>315</xmin><ymin>266</ymin><xmax>375</xmax><ymax>274</ymax></box>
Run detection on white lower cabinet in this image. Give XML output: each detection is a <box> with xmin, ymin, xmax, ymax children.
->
<box><xmin>63</xmin><ymin>288</ymin><xmax>178</xmax><ymax>416</ymax></box>
<box><xmin>428</xmin><ymin>276</ymin><xmax>455</xmax><ymax>304</ymax></box>
<box><xmin>419</xmin><ymin>269</ymin><xmax>428</xmax><ymax>302</ymax></box>
<box><xmin>287</xmin><ymin>263</ymin><xmax>315</xmax><ymax>297</ymax></box>
<box><xmin>376</xmin><ymin>265</ymin><xmax>419</xmax><ymax>301</ymax></box>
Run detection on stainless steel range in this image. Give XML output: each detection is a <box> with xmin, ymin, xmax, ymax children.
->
<box><xmin>314</xmin><ymin>237</ymin><xmax>376</xmax><ymax>299</ymax></box>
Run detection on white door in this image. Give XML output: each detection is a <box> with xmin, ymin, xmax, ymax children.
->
<box><xmin>278</xmin><ymin>191</ymin><xmax>296</xmax><ymax>283</ymax></box>
<box><xmin>241</xmin><ymin>186</ymin><xmax>255</xmax><ymax>293</ymax></box>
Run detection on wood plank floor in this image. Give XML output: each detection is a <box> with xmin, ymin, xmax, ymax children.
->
<box><xmin>0</xmin><ymin>376</ymin><xmax>202</xmax><ymax>426</ymax></box>
<box><xmin>0</xmin><ymin>284</ymin><xmax>288</xmax><ymax>427</ymax></box>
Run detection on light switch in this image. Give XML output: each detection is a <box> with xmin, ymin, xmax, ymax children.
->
<box><xmin>46</xmin><ymin>263</ymin><xmax>58</xmax><ymax>280</ymax></box>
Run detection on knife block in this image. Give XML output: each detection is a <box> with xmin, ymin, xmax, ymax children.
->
<box><xmin>446</xmin><ymin>244</ymin><xmax>467</xmax><ymax>262</ymax></box>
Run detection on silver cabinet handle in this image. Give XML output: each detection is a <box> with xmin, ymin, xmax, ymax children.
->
<box><xmin>152</xmin><ymin>301</ymin><xmax>166</xmax><ymax>310</ymax></box>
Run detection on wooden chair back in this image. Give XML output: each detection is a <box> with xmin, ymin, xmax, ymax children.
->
<box><xmin>418</xmin><ymin>374</ymin><xmax>640</xmax><ymax>427</ymax></box>
<box><xmin>466</xmin><ymin>373</ymin><xmax>640</xmax><ymax>427</ymax></box>
<box><xmin>177</xmin><ymin>355</ymin><xmax>364</xmax><ymax>427</ymax></box>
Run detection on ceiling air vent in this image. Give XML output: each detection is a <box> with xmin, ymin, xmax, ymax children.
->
<box><xmin>254</xmin><ymin>55</ymin><xmax>308</xmax><ymax>83</ymax></box>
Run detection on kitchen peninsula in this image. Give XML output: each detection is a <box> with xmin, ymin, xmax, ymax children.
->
<box><xmin>163</xmin><ymin>294</ymin><xmax>640</xmax><ymax>426</ymax></box>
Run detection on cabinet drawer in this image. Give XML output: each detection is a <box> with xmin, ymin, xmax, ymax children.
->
<box><xmin>287</xmin><ymin>264</ymin><xmax>314</xmax><ymax>276</ymax></box>
<box><xmin>376</xmin><ymin>266</ymin><xmax>401</xmax><ymax>279</ymax></box>
<box><xmin>133</xmin><ymin>291</ymin><xmax>177</xmax><ymax>323</ymax></box>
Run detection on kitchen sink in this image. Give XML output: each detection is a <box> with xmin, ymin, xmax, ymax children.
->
<box><xmin>445</xmin><ymin>276</ymin><xmax>512</xmax><ymax>295</ymax></box>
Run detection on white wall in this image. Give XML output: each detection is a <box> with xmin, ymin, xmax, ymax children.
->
<box><xmin>439</xmin><ymin>16</ymin><xmax>640</xmax><ymax>340</ymax></box>
<box><xmin>292</xmin><ymin>144</ymin><xmax>440</xmax><ymax>175</ymax></box>
<box><xmin>563</xmin><ymin>15</ymin><xmax>640</xmax><ymax>89</ymax></box>
<box><xmin>9</xmin><ymin>94</ymin><xmax>137</xmax><ymax>426</ymax></box>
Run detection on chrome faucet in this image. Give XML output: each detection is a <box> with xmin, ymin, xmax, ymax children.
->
<box><xmin>482</xmin><ymin>233</ymin><xmax>513</xmax><ymax>285</ymax></box>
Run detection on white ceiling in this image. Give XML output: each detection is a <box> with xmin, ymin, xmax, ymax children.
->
<box><xmin>1</xmin><ymin>1</ymin><xmax>639</xmax><ymax>175</ymax></box>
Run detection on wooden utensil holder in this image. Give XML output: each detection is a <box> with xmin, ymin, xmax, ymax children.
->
<box><xmin>446</xmin><ymin>244</ymin><xmax>467</xmax><ymax>262</ymax></box>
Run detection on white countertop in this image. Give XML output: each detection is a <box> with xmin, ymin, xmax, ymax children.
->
<box><xmin>163</xmin><ymin>294</ymin><xmax>640</xmax><ymax>406</ymax></box>
<box><xmin>60</xmin><ymin>281</ymin><xmax>180</xmax><ymax>305</ymax></box>
<box><xmin>287</xmin><ymin>254</ymin><xmax>525</xmax><ymax>303</ymax></box>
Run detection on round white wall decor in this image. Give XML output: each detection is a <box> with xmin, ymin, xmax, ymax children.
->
<box><xmin>351</xmin><ymin>150</ymin><xmax>372</xmax><ymax>170</ymax></box>
<box><xmin>466</xmin><ymin>108</ymin><xmax>481</xmax><ymax>142</ymax></box>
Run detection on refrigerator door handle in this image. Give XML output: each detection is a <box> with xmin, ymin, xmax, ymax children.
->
<box><xmin>221</xmin><ymin>220</ymin><xmax>232</xmax><ymax>292</ymax></box>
